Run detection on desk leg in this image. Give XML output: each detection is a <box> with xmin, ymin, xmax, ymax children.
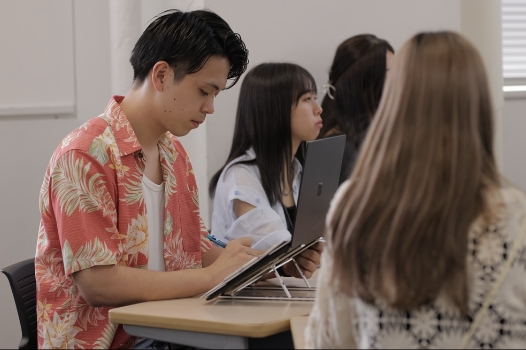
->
<box><xmin>123</xmin><ymin>325</ymin><xmax>249</xmax><ymax>349</ymax></box>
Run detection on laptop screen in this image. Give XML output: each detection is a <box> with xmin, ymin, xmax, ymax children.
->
<box><xmin>290</xmin><ymin>135</ymin><xmax>346</xmax><ymax>249</ymax></box>
<box><xmin>201</xmin><ymin>134</ymin><xmax>346</xmax><ymax>301</ymax></box>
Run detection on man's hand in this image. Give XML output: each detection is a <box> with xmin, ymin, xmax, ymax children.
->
<box><xmin>206</xmin><ymin>237</ymin><xmax>260</xmax><ymax>285</ymax></box>
<box><xmin>282</xmin><ymin>242</ymin><xmax>324</xmax><ymax>279</ymax></box>
<box><xmin>72</xmin><ymin>237</ymin><xmax>260</xmax><ymax>307</ymax></box>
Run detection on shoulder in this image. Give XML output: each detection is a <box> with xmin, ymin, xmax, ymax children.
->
<box><xmin>497</xmin><ymin>185</ymin><xmax>526</xmax><ymax>209</ymax></box>
<box><xmin>469</xmin><ymin>185</ymin><xmax>526</xmax><ymax>262</ymax></box>
<box><xmin>57</xmin><ymin>116</ymin><xmax>111</xmax><ymax>157</ymax></box>
<box><xmin>221</xmin><ymin>152</ymin><xmax>259</xmax><ymax>182</ymax></box>
<box><xmin>497</xmin><ymin>185</ymin><xmax>526</xmax><ymax>243</ymax></box>
<box><xmin>482</xmin><ymin>185</ymin><xmax>526</xmax><ymax>225</ymax></box>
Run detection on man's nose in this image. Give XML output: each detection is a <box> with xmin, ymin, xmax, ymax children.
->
<box><xmin>202</xmin><ymin>99</ymin><xmax>215</xmax><ymax>115</ymax></box>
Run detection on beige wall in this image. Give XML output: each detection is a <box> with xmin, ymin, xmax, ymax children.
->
<box><xmin>1</xmin><ymin>0</ymin><xmax>523</xmax><ymax>347</ymax></box>
<box><xmin>503</xmin><ymin>97</ymin><xmax>526</xmax><ymax>190</ymax></box>
<box><xmin>204</xmin><ymin>0</ymin><xmax>462</xmax><ymax>215</ymax></box>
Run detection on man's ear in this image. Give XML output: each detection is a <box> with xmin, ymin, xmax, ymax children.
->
<box><xmin>151</xmin><ymin>61</ymin><xmax>171</xmax><ymax>92</ymax></box>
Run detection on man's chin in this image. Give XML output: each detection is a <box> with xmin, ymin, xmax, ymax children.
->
<box><xmin>169</xmin><ymin>129</ymin><xmax>191</xmax><ymax>137</ymax></box>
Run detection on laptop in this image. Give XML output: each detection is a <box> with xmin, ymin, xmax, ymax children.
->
<box><xmin>202</xmin><ymin>134</ymin><xmax>346</xmax><ymax>300</ymax></box>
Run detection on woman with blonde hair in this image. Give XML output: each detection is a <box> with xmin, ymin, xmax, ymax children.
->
<box><xmin>306</xmin><ymin>31</ymin><xmax>526</xmax><ymax>349</ymax></box>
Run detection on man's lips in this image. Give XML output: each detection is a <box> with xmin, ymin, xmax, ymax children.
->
<box><xmin>191</xmin><ymin>120</ymin><xmax>204</xmax><ymax>128</ymax></box>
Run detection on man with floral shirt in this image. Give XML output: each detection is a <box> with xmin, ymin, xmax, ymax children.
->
<box><xmin>35</xmin><ymin>10</ymin><xmax>260</xmax><ymax>349</ymax></box>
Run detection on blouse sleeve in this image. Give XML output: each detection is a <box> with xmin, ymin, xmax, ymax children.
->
<box><xmin>305</xmin><ymin>251</ymin><xmax>357</xmax><ymax>348</ymax></box>
<box><xmin>221</xmin><ymin>164</ymin><xmax>291</xmax><ymax>251</ymax></box>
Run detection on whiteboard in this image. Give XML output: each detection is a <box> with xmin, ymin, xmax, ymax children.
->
<box><xmin>0</xmin><ymin>0</ymin><xmax>75</xmax><ymax>115</ymax></box>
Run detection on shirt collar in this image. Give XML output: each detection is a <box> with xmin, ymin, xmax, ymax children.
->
<box><xmin>100</xmin><ymin>96</ymin><xmax>172</xmax><ymax>156</ymax></box>
<box><xmin>245</xmin><ymin>147</ymin><xmax>303</xmax><ymax>178</ymax></box>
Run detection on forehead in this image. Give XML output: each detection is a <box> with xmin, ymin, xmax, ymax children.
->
<box><xmin>188</xmin><ymin>56</ymin><xmax>230</xmax><ymax>90</ymax></box>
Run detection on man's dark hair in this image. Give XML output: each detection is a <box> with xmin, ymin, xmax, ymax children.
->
<box><xmin>130</xmin><ymin>9</ymin><xmax>249</xmax><ymax>88</ymax></box>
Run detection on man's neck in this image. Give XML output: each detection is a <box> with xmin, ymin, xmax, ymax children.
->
<box><xmin>120</xmin><ymin>86</ymin><xmax>165</xmax><ymax>184</ymax></box>
<box><xmin>119</xmin><ymin>85</ymin><xmax>166</xmax><ymax>151</ymax></box>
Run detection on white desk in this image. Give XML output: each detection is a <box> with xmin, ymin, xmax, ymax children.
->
<box><xmin>290</xmin><ymin>315</ymin><xmax>309</xmax><ymax>349</ymax></box>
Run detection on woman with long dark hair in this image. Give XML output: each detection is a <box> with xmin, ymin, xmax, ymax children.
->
<box><xmin>306</xmin><ymin>31</ymin><xmax>526</xmax><ymax>348</ymax></box>
<box><xmin>320</xmin><ymin>34</ymin><xmax>394</xmax><ymax>184</ymax></box>
<box><xmin>209</xmin><ymin>62</ymin><xmax>323</xmax><ymax>277</ymax></box>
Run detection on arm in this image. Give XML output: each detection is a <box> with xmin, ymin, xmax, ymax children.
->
<box><xmin>201</xmin><ymin>245</ymin><xmax>223</xmax><ymax>267</ymax></box>
<box><xmin>304</xmin><ymin>252</ymin><xmax>357</xmax><ymax>349</ymax></box>
<box><xmin>214</xmin><ymin>164</ymin><xmax>291</xmax><ymax>250</ymax></box>
<box><xmin>73</xmin><ymin>237</ymin><xmax>256</xmax><ymax>307</ymax></box>
<box><xmin>234</xmin><ymin>200</ymin><xmax>323</xmax><ymax>279</ymax></box>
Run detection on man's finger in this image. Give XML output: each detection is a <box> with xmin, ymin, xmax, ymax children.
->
<box><xmin>235</xmin><ymin>236</ymin><xmax>253</xmax><ymax>247</ymax></box>
<box><xmin>295</xmin><ymin>255</ymin><xmax>318</xmax><ymax>274</ymax></box>
<box><xmin>310</xmin><ymin>242</ymin><xmax>325</xmax><ymax>253</ymax></box>
<box><xmin>299</xmin><ymin>249</ymin><xmax>322</xmax><ymax>266</ymax></box>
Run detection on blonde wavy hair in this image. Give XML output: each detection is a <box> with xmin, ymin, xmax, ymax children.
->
<box><xmin>327</xmin><ymin>31</ymin><xmax>500</xmax><ymax>314</ymax></box>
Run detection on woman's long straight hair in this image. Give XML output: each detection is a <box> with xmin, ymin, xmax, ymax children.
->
<box><xmin>320</xmin><ymin>34</ymin><xmax>394</xmax><ymax>148</ymax></box>
<box><xmin>209</xmin><ymin>63</ymin><xmax>316</xmax><ymax>204</ymax></box>
<box><xmin>327</xmin><ymin>31</ymin><xmax>500</xmax><ymax>314</ymax></box>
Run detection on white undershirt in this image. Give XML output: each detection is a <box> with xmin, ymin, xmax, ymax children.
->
<box><xmin>142</xmin><ymin>175</ymin><xmax>165</xmax><ymax>271</ymax></box>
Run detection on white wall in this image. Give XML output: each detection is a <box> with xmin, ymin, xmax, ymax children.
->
<box><xmin>460</xmin><ymin>0</ymin><xmax>504</xmax><ymax>170</ymax></box>
<box><xmin>1</xmin><ymin>0</ymin><xmax>524</xmax><ymax>347</ymax></box>
<box><xmin>503</xmin><ymin>96</ymin><xmax>526</xmax><ymax>190</ymax></box>
<box><xmin>0</xmin><ymin>1</ymin><xmax>75</xmax><ymax>113</ymax></box>
<box><xmin>204</xmin><ymin>0</ymin><xmax>461</xmax><ymax>214</ymax></box>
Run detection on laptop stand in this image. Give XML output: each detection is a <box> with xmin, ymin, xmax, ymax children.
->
<box><xmin>218</xmin><ymin>248</ymin><xmax>316</xmax><ymax>301</ymax></box>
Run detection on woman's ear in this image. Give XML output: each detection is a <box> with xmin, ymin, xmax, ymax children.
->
<box><xmin>151</xmin><ymin>61</ymin><xmax>171</xmax><ymax>92</ymax></box>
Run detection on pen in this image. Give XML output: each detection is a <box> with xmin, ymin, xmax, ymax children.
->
<box><xmin>206</xmin><ymin>233</ymin><xmax>227</xmax><ymax>248</ymax></box>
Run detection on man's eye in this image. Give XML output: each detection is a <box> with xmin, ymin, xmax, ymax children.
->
<box><xmin>200</xmin><ymin>89</ymin><xmax>209</xmax><ymax>96</ymax></box>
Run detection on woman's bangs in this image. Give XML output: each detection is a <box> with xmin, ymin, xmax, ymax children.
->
<box><xmin>292</xmin><ymin>70</ymin><xmax>317</xmax><ymax>102</ymax></box>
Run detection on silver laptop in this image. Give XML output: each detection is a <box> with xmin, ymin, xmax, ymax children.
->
<box><xmin>202</xmin><ymin>135</ymin><xmax>346</xmax><ymax>300</ymax></box>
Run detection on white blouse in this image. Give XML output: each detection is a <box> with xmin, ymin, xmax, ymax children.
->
<box><xmin>211</xmin><ymin>148</ymin><xmax>302</xmax><ymax>250</ymax></box>
<box><xmin>306</xmin><ymin>182</ymin><xmax>526</xmax><ymax>349</ymax></box>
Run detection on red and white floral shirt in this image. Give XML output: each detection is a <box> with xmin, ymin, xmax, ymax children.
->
<box><xmin>35</xmin><ymin>96</ymin><xmax>213</xmax><ymax>349</ymax></box>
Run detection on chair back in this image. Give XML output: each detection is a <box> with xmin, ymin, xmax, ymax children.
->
<box><xmin>1</xmin><ymin>258</ymin><xmax>37</xmax><ymax>349</ymax></box>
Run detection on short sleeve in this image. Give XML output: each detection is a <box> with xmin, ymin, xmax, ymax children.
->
<box><xmin>224</xmin><ymin>208</ymin><xmax>291</xmax><ymax>250</ymax></box>
<box><xmin>218</xmin><ymin>164</ymin><xmax>291</xmax><ymax>250</ymax></box>
<box><xmin>47</xmin><ymin>149</ymin><xmax>121</xmax><ymax>276</ymax></box>
<box><xmin>226</xmin><ymin>164</ymin><xmax>270</xmax><ymax>209</ymax></box>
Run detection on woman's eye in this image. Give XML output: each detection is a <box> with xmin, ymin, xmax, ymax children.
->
<box><xmin>200</xmin><ymin>89</ymin><xmax>209</xmax><ymax>96</ymax></box>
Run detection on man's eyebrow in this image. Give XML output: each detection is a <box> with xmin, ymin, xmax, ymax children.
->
<box><xmin>206</xmin><ymin>82</ymin><xmax>221</xmax><ymax>91</ymax></box>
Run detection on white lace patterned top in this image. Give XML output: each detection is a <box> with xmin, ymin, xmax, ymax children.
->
<box><xmin>211</xmin><ymin>148</ymin><xmax>302</xmax><ymax>250</ymax></box>
<box><xmin>306</xmin><ymin>181</ymin><xmax>526</xmax><ymax>349</ymax></box>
